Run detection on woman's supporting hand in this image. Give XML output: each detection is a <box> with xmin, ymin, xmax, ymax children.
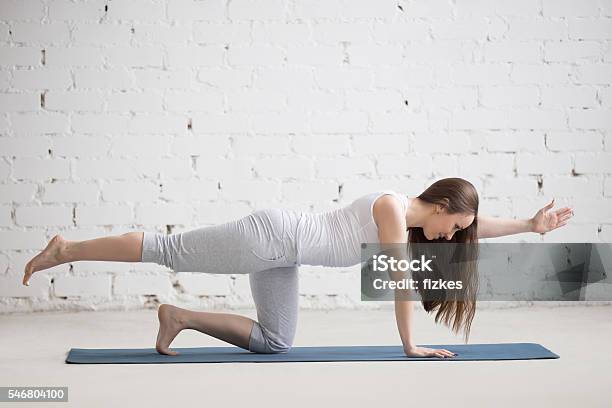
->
<box><xmin>404</xmin><ymin>346</ymin><xmax>457</xmax><ymax>358</ymax></box>
<box><xmin>529</xmin><ymin>198</ymin><xmax>574</xmax><ymax>234</ymax></box>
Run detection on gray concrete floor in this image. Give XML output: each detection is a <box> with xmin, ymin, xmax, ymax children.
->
<box><xmin>1</xmin><ymin>305</ymin><xmax>611</xmax><ymax>408</ymax></box>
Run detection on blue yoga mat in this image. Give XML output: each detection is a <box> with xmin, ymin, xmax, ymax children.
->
<box><xmin>66</xmin><ymin>343</ymin><xmax>559</xmax><ymax>364</ymax></box>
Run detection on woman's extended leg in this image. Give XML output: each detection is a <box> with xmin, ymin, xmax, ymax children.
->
<box><xmin>24</xmin><ymin>209</ymin><xmax>295</xmax><ymax>284</ymax></box>
<box><xmin>22</xmin><ymin>232</ymin><xmax>144</xmax><ymax>286</ymax></box>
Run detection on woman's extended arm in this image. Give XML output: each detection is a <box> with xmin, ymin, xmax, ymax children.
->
<box><xmin>477</xmin><ymin>199</ymin><xmax>574</xmax><ymax>239</ymax></box>
<box><xmin>476</xmin><ymin>215</ymin><xmax>533</xmax><ymax>238</ymax></box>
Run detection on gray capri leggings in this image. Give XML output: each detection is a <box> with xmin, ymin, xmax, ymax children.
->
<box><xmin>141</xmin><ymin>208</ymin><xmax>302</xmax><ymax>354</ymax></box>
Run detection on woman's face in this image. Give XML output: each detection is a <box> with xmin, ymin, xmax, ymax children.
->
<box><xmin>423</xmin><ymin>207</ymin><xmax>475</xmax><ymax>241</ymax></box>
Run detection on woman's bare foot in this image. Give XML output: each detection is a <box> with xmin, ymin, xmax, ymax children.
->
<box><xmin>156</xmin><ymin>304</ymin><xmax>187</xmax><ymax>356</ymax></box>
<box><xmin>23</xmin><ymin>234</ymin><xmax>69</xmax><ymax>286</ymax></box>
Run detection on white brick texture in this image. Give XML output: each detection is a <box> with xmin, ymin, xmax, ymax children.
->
<box><xmin>0</xmin><ymin>0</ymin><xmax>611</xmax><ymax>312</ymax></box>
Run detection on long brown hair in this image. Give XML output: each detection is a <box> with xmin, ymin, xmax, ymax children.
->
<box><xmin>407</xmin><ymin>177</ymin><xmax>480</xmax><ymax>342</ymax></box>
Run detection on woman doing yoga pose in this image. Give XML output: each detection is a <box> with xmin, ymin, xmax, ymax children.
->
<box><xmin>21</xmin><ymin>177</ymin><xmax>573</xmax><ymax>358</ymax></box>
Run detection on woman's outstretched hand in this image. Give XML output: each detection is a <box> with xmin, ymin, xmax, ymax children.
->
<box><xmin>404</xmin><ymin>346</ymin><xmax>457</xmax><ymax>358</ymax></box>
<box><xmin>530</xmin><ymin>199</ymin><xmax>574</xmax><ymax>234</ymax></box>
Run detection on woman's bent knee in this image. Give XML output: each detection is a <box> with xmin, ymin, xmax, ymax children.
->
<box><xmin>253</xmin><ymin>342</ymin><xmax>292</xmax><ymax>354</ymax></box>
<box><xmin>265</xmin><ymin>339</ymin><xmax>292</xmax><ymax>353</ymax></box>
<box><xmin>248</xmin><ymin>321</ymin><xmax>293</xmax><ymax>354</ymax></box>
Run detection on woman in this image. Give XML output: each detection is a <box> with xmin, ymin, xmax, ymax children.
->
<box><xmin>21</xmin><ymin>177</ymin><xmax>573</xmax><ymax>358</ymax></box>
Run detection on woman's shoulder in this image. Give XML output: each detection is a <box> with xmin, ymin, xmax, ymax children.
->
<box><xmin>371</xmin><ymin>191</ymin><xmax>406</xmax><ymax>227</ymax></box>
<box><xmin>371</xmin><ymin>190</ymin><xmax>405</xmax><ymax>211</ymax></box>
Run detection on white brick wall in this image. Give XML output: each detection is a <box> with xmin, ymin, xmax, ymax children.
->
<box><xmin>1</xmin><ymin>0</ymin><xmax>611</xmax><ymax>313</ymax></box>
